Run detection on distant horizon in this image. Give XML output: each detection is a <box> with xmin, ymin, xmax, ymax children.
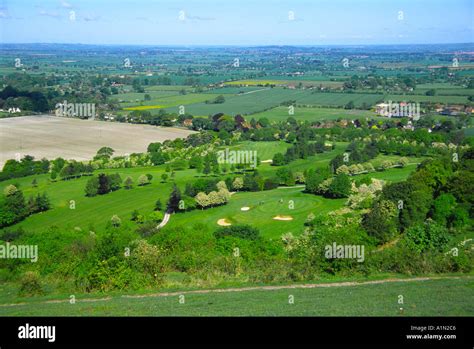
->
<box><xmin>0</xmin><ymin>0</ymin><xmax>472</xmax><ymax>46</ymax></box>
<box><xmin>1</xmin><ymin>42</ymin><xmax>474</xmax><ymax>48</ymax></box>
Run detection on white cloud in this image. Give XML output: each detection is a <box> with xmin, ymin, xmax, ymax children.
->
<box><xmin>39</xmin><ymin>10</ymin><xmax>61</xmax><ymax>18</ymax></box>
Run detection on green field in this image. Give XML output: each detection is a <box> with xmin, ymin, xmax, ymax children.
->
<box><xmin>295</xmin><ymin>92</ymin><xmax>383</xmax><ymax>108</ymax></box>
<box><xmin>119</xmin><ymin>84</ymin><xmax>472</xmax><ymax>117</ymax></box>
<box><xmin>225</xmin><ymin>141</ymin><xmax>292</xmax><ymax>160</ymax></box>
<box><xmin>224</xmin><ymin>79</ymin><xmax>344</xmax><ymax>88</ymax></box>
<box><xmin>251</xmin><ymin>106</ymin><xmax>377</xmax><ymax>122</ymax></box>
<box><xmin>1</xmin><ymin>277</ymin><xmax>471</xmax><ymax>316</ymax></box>
<box><xmin>204</xmin><ymin>86</ymin><xmax>270</xmax><ymax>94</ymax></box>
<box><xmin>0</xmin><ymin>142</ymin><xmax>418</xmax><ymax>237</ymax></box>
<box><xmin>122</xmin><ymin>93</ymin><xmax>221</xmax><ymax>110</ymax></box>
<box><xmin>160</xmin><ymin>89</ymin><xmax>383</xmax><ymax>116</ymax></box>
<box><xmin>169</xmin><ymin>187</ymin><xmax>345</xmax><ymax>238</ymax></box>
<box><xmin>163</xmin><ymin>88</ymin><xmax>309</xmax><ymax>116</ymax></box>
<box><xmin>386</xmin><ymin>94</ymin><xmax>470</xmax><ymax>104</ymax></box>
<box><xmin>115</xmin><ymin>90</ymin><xmax>180</xmax><ymax>103</ymax></box>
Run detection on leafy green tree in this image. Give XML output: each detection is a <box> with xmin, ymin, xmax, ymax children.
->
<box><xmin>97</xmin><ymin>173</ymin><xmax>111</xmax><ymax>195</ymax></box>
<box><xmin>154</xmin><ymin>199</ymin><xmax>163</xmax><ymax>211</ymax></box>
<box><xmin>131</xmin><ymin>209</ymin><xmax>141</xmax><ymax>221</ymax></box>
<box><xmin>275</xmin><ymin>167</ymin><xmax>294</xmax><ymax>186</ymax></box>
<box><xmin>167</xmin><ymin>184</ymin><xmax>182</xmax><ymax>213</ymax></box>
<box><xmin>195</xmin><ymin>192</ymin><xmax>210</xmax><ymax>209</ymax></box>
<box><xmin>408</xmin><ymin>159</ymin><xmax>452</xmax><ymax>193</ymax></box>
<box><xmin>381</xmin><ymin>181</ymin><xmax>433</xmax><ymax>231</ymax></box>
<box><xmin>85</xmin><ymin>177</ymin><xmax>99</xmax><ymax>197</ymax></box>
<box><xmin>189</xmin><ymin>156</ymin><xmax>203</xmax><ymax>170</ymax></box>
<box><xmin>4</xmin><ymin>188</ymin><xmax>28</xmax><ymax>222</ymax></box>
<box><xmin>95</xmin><ymin>147</ymin><xmax>114</xmax><ymax>160</ymax></box>
<box><xmin>124</xmin><ymin>176</ymin><xmax>134</xmax><ymax>189</ymax></box>
<box><xmin>138</xmin><ymin>174</ymin><xmax>149</xmax><ymax>186</ymax></box>
<box><xmin>232</xmin><ymin>177</ymin><xmax>243</xmax><ymax>191</ymax></box>
<box><xmin>404</xmin><ymin>222</ymin><xmax>450</xmax><ymax>253</ymax></box>
<box><xmin>148</xmin><ymin>210</ymin><xmax>164</xmax><ymax>222</ymax></box>
<box><xmin>214</xmin><ymin>95</ymin><xmax>225</xmax><ymax>104</ymax></box>
<box><xmin>203</xmin><ymin>157</ymin><xmax>211</xmax><ymax>176</ymax></box>
<box><xmin>109</xmin><ymin>173</ymin><xmax>122</xmax><ymax>191</ymax></box>
<box><xmin>432</xmin><ymin>193</ymin><xmax>457</xmax><ymax>226</ymax></box>
<box><xmin>111</xmin><ymin>215</ymin><xmax>121</xmax><ymax>227</ymax></box>
<box><xmin>362</xmin><ymin>200</ymin><xmax>398</xmax><ymax>243</ymax></box>
<box><xmin>150</xmin><ymin>151</ymin><xmax>165</xmax><ymax>165</ymax></box>
<box><xmin>272</xmin><ymin>153</ymin><xmax>286</xmax><ymax>166</ymax></box>
<box><xmin>4</xmin><ymin>184</ymin><xmax>18</xmax><ymax>196</ymax></box>
<box><xmin>327</xmin><ymin>174</ymin><xmax>352</xmax><ymax>198</ymax></box>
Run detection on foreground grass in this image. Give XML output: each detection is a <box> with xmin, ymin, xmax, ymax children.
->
<box><xmin>1</xmin><ymin>277</ymin><xmax>472</xmax><ymax>316</ymax></box>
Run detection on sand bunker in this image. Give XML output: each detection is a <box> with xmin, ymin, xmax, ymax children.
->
<box><xmin>241</xmin><ymin>207</ymin><xmax>250</xmax><ymax>211</ymax></box>
<box><xmin>273</xmin><ymin>215</ymin><xmax>294</xmax><ymax>221</ymax></box>
<box><xmin>217</xmin><ymin>218</ymin><xmax>232</xmax><ymax>226</ymax></box>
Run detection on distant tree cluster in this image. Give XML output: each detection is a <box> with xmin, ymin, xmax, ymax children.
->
<box><xmin>1</xmin><ymin>155</ymin><xmax>50</xmax><ymax>181</ymax></box>
<box><xmin>195</xmin><ymin>181</ymin><xmax>231</xmax><ymax>209</ymax></box>
<box><xmin>85</xmin><ymin>173</ymin><xmax>122</xmax><ymax>197</ymax></box>
<box><xmin>0</xmin><ymin>185</ymin><xmax>50</xmax><ymax>228</ymax></box>
<box><xmin>273</xmin><ymin>141</ymin><xmax>328</xmax><ymax>166</ymax></box>
<box><xmin>0</xmin><ymin>85</ymin><xmax>49</xmax><ymax>112</ymax></box>
<box><xmin>362</xmin><ymin>152</ymin><xmax>473</xmax><ymax>244</ymax></box>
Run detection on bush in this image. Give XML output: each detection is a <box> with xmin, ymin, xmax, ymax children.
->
<box><xmin>149</xmin><ymin>210</ymin><xmax>164</xmax><ymax>222</ymax></box>
<box><xmin>138</xmin><ymin>174</ymin><xmax>149</xmax><ymax>186</ymax></box>
<box><xmin>124</xmin><ymin>176</ymin><xmax>134</xmax><ymax>189</ymax></box>
<box><xmin>326</xmin><ymin>173</ymin><xmax>352</xmax><ymax>198</ymax></box>
<box><xmin>136</xmin><ymin>221</ymin><xmax>158</xmax><ymax>238</ymax></box>
<box><xmin>362</xmin><ymin>200</ymin><xmax>398</xmax><ymax>243</ymax></box>
<box><xmin>111</xmin><ymin>215</ymin><xmax>122</xmax><ymax>227</ymax></box>
<box><xmin>214</xmin><ymin>224</ymin><xmax>260</xmax><ymax>240</ymax></box>
<box><xmin>18</xmin><ymin>271</ymin><xmax>43</xmax><ymax>296</ymax></box>
<box><xmin>263</xmin><ymin>178</ymin><xmax>278</xmax><ymax>190</ymax></box>
<box><xmin>85</xmin><ymin>177</ymin><xmax>99</xmax><ymax>197</ymax></box>
<box><xmin>272</xmin><ymin>153</ymin><xmax>286</xmax><ymax>166</ymax></box>
<box><xmin>403</xmin><ymin>221</ymin><xmax>450</xmax><ymax>253</ymax></box>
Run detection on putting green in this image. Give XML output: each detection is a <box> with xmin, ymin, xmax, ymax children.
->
<box><xmin>168</xmin><ymin>188</ymin><xmax>346</xmax><ymax>238</ymax></box>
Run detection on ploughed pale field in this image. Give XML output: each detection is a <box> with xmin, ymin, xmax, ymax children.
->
<box><xmin>0</xmin><ymin>115</ymin><xmax>194</xmax><ymax>168</ymax></box>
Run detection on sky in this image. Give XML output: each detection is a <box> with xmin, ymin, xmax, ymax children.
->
<box><xmin>0</xmin><ymin>0</ymin><xmax>473</xmax><ymax>46</ymax></box>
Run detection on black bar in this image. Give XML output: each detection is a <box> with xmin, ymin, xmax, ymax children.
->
<box><xmin>0</xmin><ymin>317</ymin><xmax>472</xmax><ymax>348</ymax></box>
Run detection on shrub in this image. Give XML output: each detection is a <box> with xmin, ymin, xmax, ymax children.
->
<box><xmin>85</xmin><ymin>177</ymin><xmax>99</xmax><ymax>197</ymax></box>
<box><xmin>232</xmin><ymin>177</ymin><xmax>243</xmax><ymax>191</ymax></box>
<box><xmin>18</xmin><ymin>271</ymin><xmax>43</xmax><ymax>296</ymax></box>
<box><xmin>326</xmin><ymin>174</ymin><xmax>352</xmax><ymax>198</ymax></box>
<box><xmin>136</xmin><ymin>221</ymin><xmax>158</xmax><ymax>238</ymax></box>
<box><xmin>4</xmin><ymin>184</ymin><xmax>18</xmax><ymax>196</ymax></box>
<box><xmin>362</xmin><ymin>200</ymin><xmax>398</xmax><ymax>243</ymax></box>
<box><xmin>403</xmin><ymin>221</ymin><xmax>450</xmax><ymax>253</ymax></box>
<box><xmin>130</xmin><ymin>239</ymin><xmax>163</xmax><ymax>276</ymax></box>
<box><xmin>124</xmin><ymin>176</ymin><xmax>134</xmax><ymax>189</ymax></box>
<box><xmin>272</xmin><ymin>153</ymin><xmax>286</xmax><ymax>166</ymax></box>
<box><xmin>149</xmin><ymin>210</ymin><xmax>164</xmax><ymax>223</ymax></box>
<box><xmin>138</xmin><ymin>174</ymin><xmax>149</xmax><ymax>186</ymax></box>
<box><xmin>263</xmin><ymin>178</ymin><xmax>278</xmax><ymax>190</ymax></box>
<box><xmin>111</xmin><ymin>215</ymin><xmax>122</xmax><ymax>227</ymax></box>
<box><xmin>214</xmin><ymin>224</ymin><xmax>260</xmax><ymax>240</ymax></box>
